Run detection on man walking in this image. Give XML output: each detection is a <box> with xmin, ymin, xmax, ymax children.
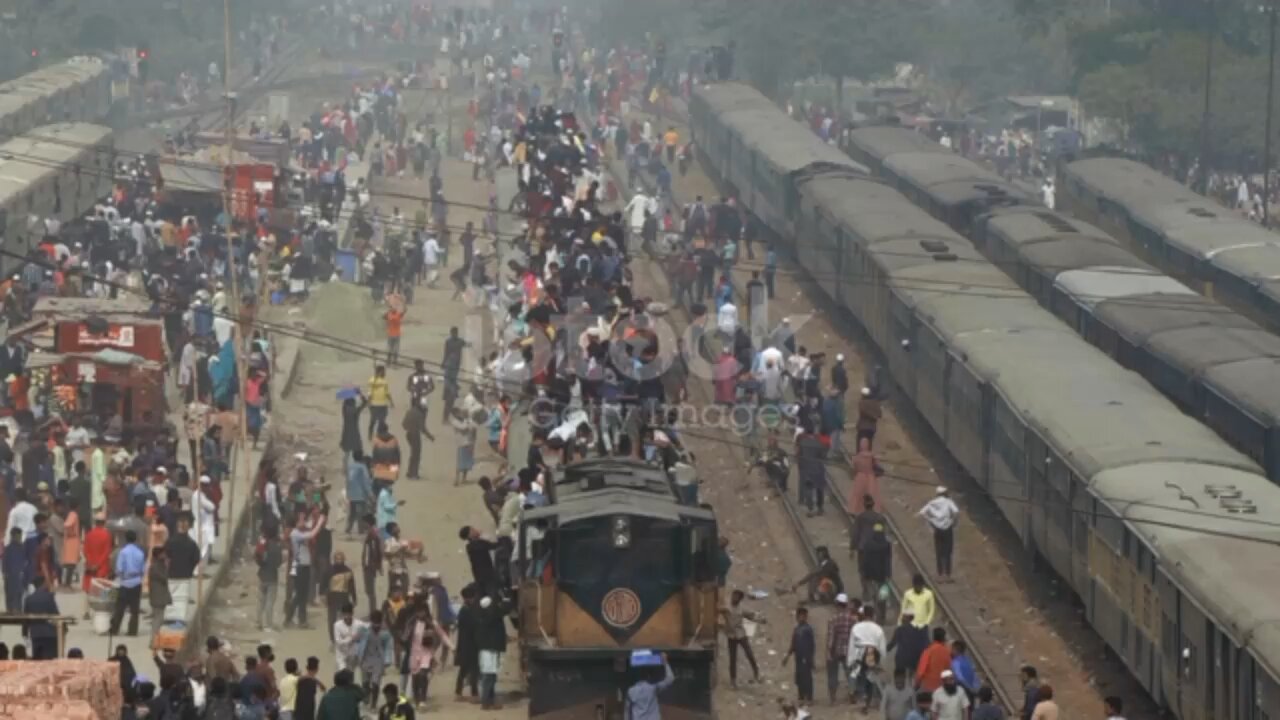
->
<box><xmin>918</xmin><ymin>487</ymin><xmax>960</xmax><ymax>581</ymax></box>
<box><xmin>362</xmin><ymin>516</ymin><xmax>383</xmax><ymax>614</ymax></box>
<box><xmin>720</xmin><ymin>589</ymin><xmax>763</xmax><ymax>688</ymax></box>
<box><xmin>165</xmin><ymin>512</ymin><xmax>201</xmax><ymax>622</ymax></box>
<box><xmin>782</xmin><ymin>606</ymin><xmax>816</xmax><ymax>704</ymax></box>
<box><xmin>825</xmin><ymin>594</ymin><xmax>855</xmax><ymax>704</ymax></box>
<box><xmin>110</xmin><ymin>529</ymin><xmax>145</xmax><ymax>635</ymax></box>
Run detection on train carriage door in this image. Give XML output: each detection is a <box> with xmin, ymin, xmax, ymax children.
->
<box><xmin>1217</xmin><ymin>627</ymin><xmax>1233</xmax><ymax>720</ymax></box>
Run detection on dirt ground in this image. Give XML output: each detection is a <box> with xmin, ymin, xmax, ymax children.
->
<box><xmin>206</xmin><ymin>157</ymin><xmax>529</xmax><ymax>719</ymax></box>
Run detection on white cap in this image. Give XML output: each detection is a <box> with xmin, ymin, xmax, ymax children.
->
<box><xmin>861</xmin><ymin>387</ymin><xmax>871</xmax><ymax>397</ymax></box>
<box><xmin>480</xmin><ymin>597</ymin><xmax>493</xmax><ymax>609</ymax></box>
<box><xmin>835</xmin><ymin>593</ymin><xmax>849</xmax><ymax>605</ymax></box>
<box><xmin>936</xmin><ymin>485</ymin><xmax>947</xmax><ymax>495</ymax></box>
<box><xmin>156</xmin><ymin>466</ymin><xmax>167</xmax><ymax>474</ymax></box>
<box><xmin>836</xmin><ymin>354</ymin><xmax>844</xmax><ymax>362</ymax></box>
<box><xmin>941</xmin><ymin>670</ymin><xmax>954</xmax><ymax>679</ymax></box>
<box><xmin>200</xmin><ymin>475</ymin><xmax>212</xmax><ymax>484</ymax></box>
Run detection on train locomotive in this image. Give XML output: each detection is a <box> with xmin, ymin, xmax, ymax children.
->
<box><xmin>516</xmin><ymin>458</ymin><xmax>720</xmax><ymax>720</ymax></box>
<box><xmin>690</xmin><ymin>81</ymin><xmax>1280</xmax><ymax>720</ymax></box>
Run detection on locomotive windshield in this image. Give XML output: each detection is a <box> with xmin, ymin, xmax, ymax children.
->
<box><xmin>553</xmin><ymin>516</ymin><xmax>716</xmax><ymax>587</ymax></box>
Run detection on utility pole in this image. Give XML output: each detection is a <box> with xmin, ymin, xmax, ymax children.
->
<box><xmin>1197</xmin><ymin>0</ymin><xmax>1216</xmax><ymax>194</ymax></box>
<box><xmin>1266</xmin><ymin>0</ymin><xmax>1277</xmax><ymax>225</ymax></box>
<box><xmin>217</xmin><ymin>0</ymin><xmax>255</xmax><ymax>608</ymax></box>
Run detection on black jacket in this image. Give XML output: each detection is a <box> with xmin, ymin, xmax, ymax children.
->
<box><xmin>453</xmin><ymin>604</ymin><xmax>480</xmax><ymax>667</ymax></box>
<box><xmin>22</xmin><ymin>588</ymin><xmax>59</xmax><ymax>638</ymax></box>
<box><xmin>476</xmin><ymin>604</ymin><xmax>507</xmax><ymax>652</ymax></box>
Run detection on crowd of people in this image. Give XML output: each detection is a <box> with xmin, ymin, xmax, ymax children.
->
<box><xmin>0</xmin><ymin>2</ymin><xmax>1147</xmax><ymax>720</ymax></box>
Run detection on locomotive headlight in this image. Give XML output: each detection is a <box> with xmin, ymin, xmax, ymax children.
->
<box><xmin>613</xmin><ymin>516</ymin><xmax>630</xmax><ymax>549</ymax></box>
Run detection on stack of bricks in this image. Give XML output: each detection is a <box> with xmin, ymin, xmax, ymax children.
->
<box><xmin>0</xmin><ymin>660</ymin><xmax>122</xmax><ymax>720</ymax></box>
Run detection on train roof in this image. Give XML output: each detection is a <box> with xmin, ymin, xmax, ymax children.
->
<box><xmin>734</xmin><ymin>112</ymin><xmax>863</xmax><ymax>177</ymax></box>
<box><xmin>523</xmin><ymin>487</ymin><xmax>715</xmax><ymax>525</ymax></box>
<box><xmin>1145</xmin><ymin>326</ymin><xmax>1280</xmax><ymax>375</ymax></box>
<box><xmin>1203</xmin><ymin>358</ymin><xmax>1280</xmax><ymax>425</ymax></box>
<box><xmin>847</xmin><ymin>125</ymin><xmax>952</xmax><ymax>163</ymax></box>
<box><xmin>1063</xmin><ymin>158</ymin><xmax>1280</xmax><ymax>262</ymax></box>
<box><xmin>1054</xmin><ymin>267</ymin><xmax>1195</xmax><ymax>311</ymax></box>
<box><xmin>882</xmin><ymin>151</ymin><xmax>1031</xmax><ymax>207</ymax></box>
<box><xmin>0</xmin><ymin>123</ymin><xmax>113</xmax><ymax>197</ymax></box>
<box><xmin>1063</xmin><ymin>157</ymin><xmax>1192</xmax><ymax>202</ymax></box>
<box><xmin>1019</xmin><ymin>239</ymin><xmax>1147</xmax><ymax>277</ymax></box>
<box><xmin>982</xmin><ymin>206</ymin><xmax>1116</xmax><ymax>248</ymax></box>
<box><xmin>1208</xmin><ymin>243</ymin><xmax>1280</xmax><ymax>284</ymax></box>
<box><xmin>1093</xmin><ymin>462</ymin><xmax>1280</xmax><ymax>660</ymax></box>
<box><xmin>1092</xmin><ymin>293</ymin><xmax>1253</xmax><ymax>345</ymax></box>
<box><xmin>526</xmin><ymin>458</ymin><xmax>715</xmax><ymax>525</ymax></box>
<box><xmin>913</xmin><ymin>284</ymin><xmax>1052</xmax><ymax>343</ymax></box>
<box><xmin>971</xmin><ymin>333</ymin><xmax>1258</xmax><ymax>479</ymax></box>
<box><xmin>691</xmin><ymin>82</ymin><xmax>777</xmax><ymax>115</ymax></box>
<box><xmin>799</xmin><ymin>173</ymin><xmax>954</xmax><ymax>245</ymax></box>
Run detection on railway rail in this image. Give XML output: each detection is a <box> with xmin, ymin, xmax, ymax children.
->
<box><xmin>601</xmin><ymin>125</ymin><xmax>1023</xmax><ymax>714</ymax></box>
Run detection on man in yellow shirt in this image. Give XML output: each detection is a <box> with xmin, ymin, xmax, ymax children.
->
<box><xmin>368</xmin><ymin>365</ymin><xmax>393</xmax><ymax>441</ymax></box>
<box><xmin>664</xmin><ymin>127</ymin><xmax>680</xmax><ymax>163</ymax></box>
<box><xmin>899</xmin><ymin>573</ymin><xmax>935</xmax><ymax>628</ymax></box>
<box><xmin>278</xmin><ymin>657</ymin><xmax>300</xmax><ymax>717</ymax></box>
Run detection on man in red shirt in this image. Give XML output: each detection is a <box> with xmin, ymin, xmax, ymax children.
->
<box><xmin>384</xmin><ymin>303</ymin><xmax>405</xmax><ymax>365</ymax></box>
<box><xmin>916</xmin><ymin>626</ymin><xmax>952</xmax><ymax>692</ymax></box>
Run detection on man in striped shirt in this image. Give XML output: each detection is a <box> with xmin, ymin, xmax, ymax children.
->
<box><xmin>826</xmin><ymin>594</ymin><xmax>856</xmax><ymax>704</ymax></box>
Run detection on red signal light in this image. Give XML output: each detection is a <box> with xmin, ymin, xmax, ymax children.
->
<box><xmin>139</xmin><ymin>49</ymin><xmax>149</xmax><ymax>59</ymax></box>
<box><xmin>29</xmin><ymin>49</ymin><xmax>38</xmax><ymax>58</ymax></box>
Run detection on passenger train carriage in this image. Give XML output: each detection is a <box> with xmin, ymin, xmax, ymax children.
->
<box><xmin>517</xmin><ymin>458</ymin><xmax>719</xmax><ymax>720</ymax></box>
<box><xmin>690</xmin><ymin>82</ymin><xmax>1280</xmax><ymax>720</ymax></box>
<box><xmin>0</xmin><ymin>58</ymin><xmax>111</xmax><ymax>137</ymax></box>
<box><xmin>0</xmin><ymin>122</ymin><xmax>115</xmax><ymax>267</ymax></box>
<box><xmin>1059</xmin><ymin>157</ymin><xmax>1280</xmax><ymax>336</ymax></box>
<box><xmin>846</xmin><ymin>125</ymin><xmax>1280</xmax><ymax>485</ymax></box>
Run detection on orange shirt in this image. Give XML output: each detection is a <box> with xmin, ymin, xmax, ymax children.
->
<box><xmin>915</xmin><ymin>642</ymin><xmax>951</xmax><ymax>692</ymax></box>
<box><xmin>385</xmin><ymin>309</ymin><xmax>405</xmax><ymax>338</ymax></box>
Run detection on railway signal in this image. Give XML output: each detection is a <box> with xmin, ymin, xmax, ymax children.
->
<box><xmin>137</xmin><ymin>45</ymin><xmax>150</xmax><ymax>81</ymax></box>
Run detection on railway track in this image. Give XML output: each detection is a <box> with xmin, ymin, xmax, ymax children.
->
<box><xmin>601</xmin><ymin>140</ymin><xmax>1022</xmax><ymax>714</ymax></box>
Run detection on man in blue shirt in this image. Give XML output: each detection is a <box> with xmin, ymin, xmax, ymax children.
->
<box><xmin>626</xmin><ymin>653</ymin><xmax>674</xmax><ymax>720</ymax></box>
<box><xmin>345</xmin><ymin>450</ymin><xmax>375</xmax><ymax>535</ymax></box>
<box><xmin>950</xmin><ymin>639</ymin><xmax>980</xmax><ymax>700</ymax></box>
<box><xmin>110</xmin><ymin>530</ymin><xmax>145</xmax><ymax>636</ymax></box>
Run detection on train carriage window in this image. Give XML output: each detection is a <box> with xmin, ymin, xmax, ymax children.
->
<box><xmin>1181</xmin><ymin>632</ymin><xmax>1197</xmax><ymax>683</ymax></box>
<box><xmin>1098</xmin><ymin>197</ymin><xmax>1126</xmax><ymax>225</ymax></box>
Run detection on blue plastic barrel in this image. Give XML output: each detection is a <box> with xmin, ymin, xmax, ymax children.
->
<box><xmin>334</xmin><ymin>249</ymin><xmax>358</xmax><ymax>281</ymax></box>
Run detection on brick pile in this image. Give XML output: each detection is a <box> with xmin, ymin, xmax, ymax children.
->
<box><xmin>0</xmin><ymin>660</ymin><xmax>122</xmax><ymax>720</ymax></box>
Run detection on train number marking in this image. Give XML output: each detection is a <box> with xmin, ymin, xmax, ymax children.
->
<box><xmin>601</xmin><ymin>588</ymin><xmax>642</xmax><ymax>628</ymax></box>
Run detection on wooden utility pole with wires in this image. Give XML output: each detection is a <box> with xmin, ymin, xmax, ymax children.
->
<box><xmin>201</xmin><ymin>0</ymin><xmax>257</xmax><ymax>625</ymax></box>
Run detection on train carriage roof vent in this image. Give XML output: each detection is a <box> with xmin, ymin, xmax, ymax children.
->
<box><xmin>920</xmin><ymin>240</ymin><xmax>949</xmax><ymax>253</ymax></box>
<box><xmin>1187</xmin><ymin>207</ymin><xmax>1217</xmax><ymax>218</ymax></box>
<box><xmin>931</xmin><ymin>253</ymin><xmax>958</xmax><ymax>262</ymax></box>
<box><xmin>1034</xmin><ymin>211</ymin><xmax>1077</xmax><ymax>233</ymax></box>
